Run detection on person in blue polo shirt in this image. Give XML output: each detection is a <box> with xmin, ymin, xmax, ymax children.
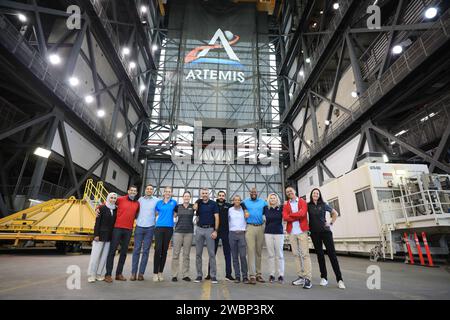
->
<box><xmin>193</xmin><ymin>187</ymin><xmax>219</xmax><ymax>284</ymax></box>
<box><xmin>153</xmin><ymin>186</ymin><xmax>177</xmax><ymax>282</ymax></box>
<box><xmin>243</xmin><ymin>187</ymin><xmax>268</xmax><ymax>284</ymax></box>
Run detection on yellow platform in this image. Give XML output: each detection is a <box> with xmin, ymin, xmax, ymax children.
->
<box><xmin>0</xmin><ymin>197</ymin><xmax>96</xmax><ymax>244</ymax></box>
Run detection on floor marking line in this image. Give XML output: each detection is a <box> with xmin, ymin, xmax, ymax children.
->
<box><xmin>201</xmin><ymin>280</ymin><xmax>211</xmax><ymax>300</ymax></box>
<box><xmin>221</xmin><ymin>281</ymin><xmax>230</xmax><ymax>300</ymax></box>
<box><xmin>0</xmin><ymin>275</ymin><xmax>66</xmax><ymax>294</ymax></box>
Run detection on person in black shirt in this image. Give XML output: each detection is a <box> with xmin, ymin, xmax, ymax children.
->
<box><xmin>171</xmin><ymin>191</ymin><xmax>195</xmax><ymax>282</ymax></box>
<box><xmin>263</xmin><ymin>193</ymin><xmax>285</xmax><ymax>283</ymax></box>
<box><xmin>88</xmin><ymin>192</ymin><xmax>117</xmax><ymax>283</ymax></box>
<box><xmin>203</xmin><ymin>191</ymin><xmax>234</xmax><ymax>281</ymax></box>
<box><xmin>308</xmin><ymin>188</ymin><xmax>346</xmax><ymax>289</ymax></box>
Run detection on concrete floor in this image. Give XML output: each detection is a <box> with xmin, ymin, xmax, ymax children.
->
<box><xmin>0</xmin><ymin>248</ymin><xmax>449</xmax><ymax>300</ymax></box>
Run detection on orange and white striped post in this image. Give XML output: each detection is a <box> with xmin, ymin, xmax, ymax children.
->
<box><xmin>421</xmin><ymin>232</ymin><xmax>434</xmax><ymax>267</ymax></box>
<box><xmin>403</xmin><ymin>233</ymin><xmax>414</xmax><ymax>265</ymax></box>
<box><xmin>414</xmin><ymin>233</ymin><xmax>425</xmax><ymax>266</ymax></box>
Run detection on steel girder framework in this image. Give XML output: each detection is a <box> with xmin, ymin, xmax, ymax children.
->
<box><xmin>142</xmin><ymin>1</ymin><xmax>287</xmax><ymax>198</ymax></box>
<box><xmin>277</xmin><ymin>0</ymin><xmax>450</xmax><ymax>183</ymax></box>
<box><xmin>0</xmin><ymin>0</ymin><xmax>164</xmax><ymax>215</ymax></box>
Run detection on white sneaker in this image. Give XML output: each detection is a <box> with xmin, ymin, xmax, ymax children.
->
<box><xmin>96</xmin><ymin>275</ymin><xmax>105</xmax><ymax>281</ymax></box>
<box><xmin>338</xmin><ymin>280</ymin><xmax>346</xmax><ymax>289</ymax></box>
<box><xmin>320</xmin><ymin>278</ymin><xmax>328</xmax><ymax>286</ymax></box>
<box><xmin>292</xmin><ymin>277</ymin><xmax>304</xmax><ymax>286</ymax></box>
<box><xmin>153</xmin><ymin>274</ymin><xmax>159</xmax><ymax>282</ymax></box>
<box><xmin>158</xmin><ymin>273</ymin><xmax>164</xmax><ymax>281</ymax></box>
<box><xmin>88</xmin><ymin>276</ymin><xmax>96</xmax><ymax>283</ymax></box>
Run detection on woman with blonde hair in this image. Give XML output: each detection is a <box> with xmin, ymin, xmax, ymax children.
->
<box><xmin>88</xmin><ymin>192</ymin><xmax>118</xmax><ymax>283</ymax></box>
<box><xmin>263</xmin><ymin>193</ymin><xmax>285</xmax><ymax>283</ymax></box>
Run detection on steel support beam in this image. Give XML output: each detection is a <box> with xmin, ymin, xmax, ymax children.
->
<box><xmin>429</xmin><ymin>121</ymin><xmax>450</xmax><ymax>173</ymax></box>
<box><xmin>27</xmin><ymin>116</ymin><xmax>59</xmax><ymax>199</ymax></box>
<box><xmin>369</xmin><ymin>124</ymin><xmax>450</xmax><ymax>173</ymax></box>
<box><xmin>345</xmin><ymin>32</ymin><xmax>367</xmax><ymax>94</ymax></box>
<box><xmin>0</xmin><ymin>112</ymin><xmax>54</xmax><ymax>141</ymax></box>
<box><xmin>57</xmin><ymin>121</ymin><xmax>81</xmax><ymax>198</ymax></box>
<box><xmin>64</xmin><ymin>153</ymin><xmax>107</xmax><ymax>197</ymax></box>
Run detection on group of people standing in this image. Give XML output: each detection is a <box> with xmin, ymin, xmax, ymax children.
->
<box><xmin>87</xmin><ymin>184</ymin><xmax>346</xmax><ymax>290</ymax></box>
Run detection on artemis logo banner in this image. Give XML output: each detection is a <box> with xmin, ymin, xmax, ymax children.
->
<box><xmin>184</xmin><ymin>28</ymin><xmax>246</xmax><ymax>83</ymax></box>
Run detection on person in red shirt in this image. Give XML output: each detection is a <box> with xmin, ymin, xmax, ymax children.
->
<box><xmin>282</xmin><ymin>186</ymin><xmax>312</xmax><ymax>289</ymax></box>
<box><xmin>104</xmin><ymin>185</ymin><xmax>140</xmax><ymax>283</ymax></box>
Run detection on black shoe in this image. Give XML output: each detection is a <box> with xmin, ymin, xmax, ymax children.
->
<box><xmin>211</xmin><ymin>277</ymin><xmax>218</xmax><ymax>284</ymax></box>
<box><xmin>269</xmin><ymin>275</ymin><xmax>275</xmax><ymax>283</ymax></box>
<box><xmin>225</xmin><ymin>275</ymin><xmax>235</xmax><ymax>281</ymax></box>
<box><xmin>278</xmin><ymin>276</ymin><xmax>284</xmax><ymax>284</ymax></box>
<box><xmin>194</xmin><ymin>276</ymin><xmax>202</xmax><ymax>283</ymax></box>
<box><xmin>171</xmin><ymin>277</ymin><xmax>178</xmax><ymax>282</ymax></box>
<box><xmin>234</xmin><ymin>277</ymin><xmax>241</xmax><ymax>283</ymax></box>
<box><xmin>303</xmin><ymin>278</ymin><xmax>312</xmax><ymax>289</ymax></box>
<box><xmin>205</xmin><ymin>275</ymin><xmax>211</xmax><ymax>280</ymax></box>
<box><xmin>182</xmin><ymin>277</ymin><xmax>191</xmax><ymax>282</ymax></box>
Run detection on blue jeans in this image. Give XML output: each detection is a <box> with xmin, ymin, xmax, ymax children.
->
<box><xmin>131</xmin><ymin>226</ymin><xmax>155</xmax><ymax>275</ymax></box>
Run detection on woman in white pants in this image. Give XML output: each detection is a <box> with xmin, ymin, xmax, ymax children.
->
<box><xmin>88</xmin><ymin>192</ymin><xmax>117</xmax><ymax>283</ymax></box>
<box><xmin>263</xmin><ymin>193</ymin><xmax>285</xmax><ymax>283</ymax></box>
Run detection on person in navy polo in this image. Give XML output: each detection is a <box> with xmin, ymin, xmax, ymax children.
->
<box><xmin>193</xmin><ymin>187</ymin><xmax>219</xmax><ymax>284</ymax></box>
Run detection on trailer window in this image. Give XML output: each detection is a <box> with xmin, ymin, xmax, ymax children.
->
<box><xmin>328</xmin><ymin>198</ymin><xmax>340</xmax><ymax>216</ymax></box>
<box><xmin>355</xmin><ymin>188</ymin><xmax>374</xmax><ymax>212</ymax></box>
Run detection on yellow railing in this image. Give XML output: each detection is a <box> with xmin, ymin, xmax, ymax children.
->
<box><xmin>83</xmin><ymin>179</ymin><xmax>109</xmax><ymax>208</ymax></box>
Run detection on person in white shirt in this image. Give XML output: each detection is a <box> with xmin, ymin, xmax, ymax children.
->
<box><xmin>228</xmin><ymin>195</ymin><xmax>250</xmax><ymax>284</ymax></box>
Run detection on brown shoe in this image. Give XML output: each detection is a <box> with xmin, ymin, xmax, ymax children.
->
<box><xmin>138</xmin><ymin>274</ymin><xmax>144</xmax><ymax>281</ymax></box>
<box><xmin>104</xmin><ymin>275</ymin><xmax>113</xmax><ymax>283</ymax></box>
<box><xmin>249</xmin><ymin>277</ymin><xmax>257</xmax><ymax>285</ymax></box>
<box><xmin>256</xmin><ymin>275</ymin><xmax>266</xmax><ymax>283</ymax></box>
<box><xmin>130</xmin><ymin>274</ymin><xmax>137</xmax><ymax>281</ymax></box>
<box><xmin>115</xmin><ymin>274</ymin><xmax>127</xmax><ymax>281</ymax></box>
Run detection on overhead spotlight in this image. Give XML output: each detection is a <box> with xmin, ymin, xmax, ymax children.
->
<box><xmin>139</xmin><ymin>84</ymin><xmax>146</xmax><ymax>92</ymax></box>
<box><xmin>140</xmin><ymin>5</ymin><xmax>148</xmax><ymax>14</ymax></box>
<box><xmin>17</xmin><ymin>13</ymin><xmax>27</xmax><ymax>22</ymax></box>
<box><xmin>351</xmin><ymin>91</ymin><xmax>359</xmax><ymax>98</ymax></box>
<box><xmin>122</xmin><ymin>47</ymin><xmax>130</xmax><ymax>56</ymax></box>
<box><xmin>390</xmin><ymin>141</ymin><xmax>396</xmax><ymax>145</ymax></box>
<box><xmin>320</xmin><ymin>10</ymin><xmax>324</xmax><ymax>15</ymax></box>
<box><xmin>131</xmin><ymin>148</ymin><xmax>135</xmax><ymax>153</ymax></box>
<box><xmin>97</xmin><ymin>109</ymin><xmax>105</xmax><ymax>118</ymax></box>
<box><xmin>84</xmin><ymin>95</ymin><xmax>94</xmax><ymax>104</ymax></box>
<box><xmin>324</xmin><ymin>120</ymin><xmax>331</xmax><ymax>126</ymax></box>
<box><xmin>34</xmin><ymin>147</ymin><xmax>51</xmax><ymax>158</ymax></box>
<box><xmin>152</xmin><ymin>44</ymin><xmax>158</xmax><ymax>52</ymax></box>
<box><xmin>305</xmin><ymin>57</ymin><xmax>311</xmax><ymax>63</ymax></box>
<box><xmin>116</xmin><ymin>132</ymin><xmax>123</xmax><ymax>138</ymax></box>
<box><xmin>299</xmin><ymin>70</ymin><xmax>305</xmax><ymax>77</ymax></box>
<box><xmin>333</xmin><ymin>3</ymin><xmax>340</xmax><ymax>10</ymax></box>
<box><xmin>140</xmin><ymin>159</ymin><xmax>145</xmax><ymax>164</ymax></box>
<box><xmin>392</xmin><ymin>45</ymin><xmax>403</xmax><ymax>55</ymax></box>
<box><xmin>129</xmin><ymin>61</ymin><xmax>136</xmax><ymax>69</ymax></box>
<box><xmin>382</xmin><ymin>154</ymin><xmax>389</xmax><ymax>163</ymax></box>
<box><xmin>48</xmin><ymin>53</ymin><xmax>61</xmax><ymax>65</ymax></box>
<box><xmin>424</xmin><ymin>7</ymin><xmax>438</xmax><ymax>19</ymax></box>
<box><xmin>68</xmin><ymin>76</ymin><xmax>79</xmax><ymax>86</ymax></box>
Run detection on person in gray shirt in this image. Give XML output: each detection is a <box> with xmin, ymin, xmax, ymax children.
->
<box><xmin>171</xmin><ymin>191</ymin><xmax>195</xmax><ymax>282</ymax></box>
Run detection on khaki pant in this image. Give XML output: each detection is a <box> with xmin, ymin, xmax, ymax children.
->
<box><xmin>245</xmin><ymin>224</ymin><xmax>265</xmax><ymax>277</ymax></box>
<box><xmin>171</xmin><ymin>232</ymin><xmax>193</xmax><ymax>278</ymax></box>
<box><xmin>289</xmin><ymin>233</ymin><xmax>312</xmax><ymax>280</ymax></box>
